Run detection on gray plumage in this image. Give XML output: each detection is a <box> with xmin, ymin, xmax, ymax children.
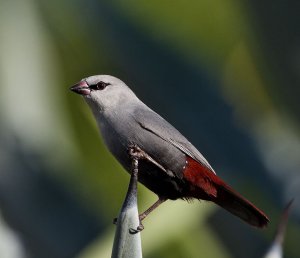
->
<box><xmin>82</xmin><ymin>75</ymin><xmax>214</xmax><ymax>198</ymax></box>
<box><xmin>70</xmin><ymin>74</ymin><xmax>269</xmax><ymax>228</ymax></box>
<box><xmin>85</xmin><ymin>75</ymin><xmax>213</xmax><ymax>169</ymax></box>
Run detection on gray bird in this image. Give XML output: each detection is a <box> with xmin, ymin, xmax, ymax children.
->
<box><xmin>70</xmin><ymin>75</ymin><xmax>269</xmax><ymax>230</ymax></box>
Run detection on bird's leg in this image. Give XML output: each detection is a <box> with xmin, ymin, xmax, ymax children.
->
<box><xmin>114</xmin><ymin>144</ymin><xmax>168</xmax><ymax>233</ymax></box>
<box><xmin>113</xmin><ymin>145</ymin><xmax>141</xmax><ymax>226</ymax></box>
<box><xmin>128</xmin><ymin>144</ymin><xmax>167</xmax><ymax>172</ymax></box>
<box><xmin>113</xmin><ymin>145</ymin><xmax>147</xmax><ymax>231</ymax></box>
<box><xmin>129</xmin><ymin>198</ymin><xmax>166</xmax><ymax>234</ymax></box>
<box><xmin>112</xmin><ymin>155</ymin><xmax>139</xmax><ymax>226</ymax></box>
<box><xmin>139</xmin><ymin>197</ymin><xmax>167</xmax><ymax>222</ymax></box>
<box><xmin>127</xmin><ymin>145</ymin><xmax>168</xmax><ymax>233</ymax></box>
<box><xmin>127</xmin><ymin>145</ymin><xmax>146</xmax><ymax>234</ymax></box>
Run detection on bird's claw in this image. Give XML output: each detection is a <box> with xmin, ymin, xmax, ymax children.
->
<box><xmin>129</xmin><ymin>223</ymin><xmax>144</xmax><ymax>234</ymax></box>
<box><xmin>114</xmin><ymin>216</ymin><xmax>145</xmax><ymax>233</ymax></box>
<box><xmin>128</xmin><ymin>144</ymin><xmax>145</xmax><ymax>159</ymax></box>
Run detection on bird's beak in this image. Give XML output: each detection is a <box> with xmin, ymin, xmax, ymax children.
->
<box><xmin>70</xmin><ymin>80</ymin><xmax>91</xmax><ymax>95</ymax></box>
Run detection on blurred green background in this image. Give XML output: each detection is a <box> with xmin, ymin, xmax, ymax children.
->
<box><xmin>0</xmin><ymin>0</ymin><xmax>299</xmax><ymax>257</ymax></box>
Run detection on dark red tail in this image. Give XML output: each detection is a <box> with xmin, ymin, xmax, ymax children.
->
<box><xmin>212</xmin><ymin>181</ymin><xmax>269</xmax><ymax>227</ymax></box>
<box><xmin>183</xmin><ymin>156</ymin><xmax>269</xmax><ymax>228</ymax></box>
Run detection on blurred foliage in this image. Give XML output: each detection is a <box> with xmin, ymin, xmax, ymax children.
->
<box><xmin>0</xmin><ymin>0</ymin><xmax>299</xmax><ymax>257</ymax></box>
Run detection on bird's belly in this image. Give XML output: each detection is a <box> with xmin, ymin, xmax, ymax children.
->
<box><xmin>137</xmin><ymin>160</ymin><xmax>188</xmax><ymax>199</ymax></box>
<box><xmin>107</xmin><ymin>140</ymin><xmax>186</xmax><ymax>199</ymax></box>
<box><xmin>99</xmin><ymin>118</ymin><xmax>188</xmax><ymax>199</ymax></box>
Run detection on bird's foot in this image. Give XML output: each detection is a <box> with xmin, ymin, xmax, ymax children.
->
<box><xmin>129</xmin><ymin>222</ymin><xmax>144</xmax><ymax>234</ymax></box>
<box><xmin>129</xmin><ymin>212</ymin><xmax>147</xmax><ymax>234</ymax></box>
<box><xmin>114</xmin><ymin>216</ymin><xmax>145</xmax><ymax>233</ymax></box>
<box><xmin>128</xmin><ymin>144</ymin><xmax>145</xmax><ymax>160</ymax></box>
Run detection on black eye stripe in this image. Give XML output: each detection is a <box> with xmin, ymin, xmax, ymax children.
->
<box><xmin>89</xmin><ymin>81</ymin><xmax>110</xmax><ymax>91</ymax></box>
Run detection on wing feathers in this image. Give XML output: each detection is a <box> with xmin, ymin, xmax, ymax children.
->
<box><xmin>133</xmin><ymin>108</ymin><xmax>215</xmax><ymax>174</ymax></box>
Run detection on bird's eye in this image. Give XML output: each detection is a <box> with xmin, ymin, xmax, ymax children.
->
<box><xmin>89</xmin><ymin>81</ymin><xmax>110</xmax><ymax>91</ymax></box>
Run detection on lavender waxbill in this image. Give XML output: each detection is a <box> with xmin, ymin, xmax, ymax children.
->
<box><xmin>70</xmin><ymin>75</ymin><xmax>269</xmax><ymax>231</ymax></box>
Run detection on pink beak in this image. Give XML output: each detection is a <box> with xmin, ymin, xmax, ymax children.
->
<box><xmin>70</xmin><ymin>80</ymin><xmax>91</xmax><ymax>95</ymax></box>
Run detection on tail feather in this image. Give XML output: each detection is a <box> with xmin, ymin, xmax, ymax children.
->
<box><xmin>183</xmin><ymin>156</ymin><xmax>269</xmax><ymax>228</ymax></box>
<box><xmin>213</xmin><ymin>183</ymin><xmax>269</xmax><ymax>228</ymax></box>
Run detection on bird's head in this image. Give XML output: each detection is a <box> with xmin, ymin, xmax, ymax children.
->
<box><xmin>70</xmin><ymin>75</ymin><xmax>137</xmax><ymax>112</ymax></box>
